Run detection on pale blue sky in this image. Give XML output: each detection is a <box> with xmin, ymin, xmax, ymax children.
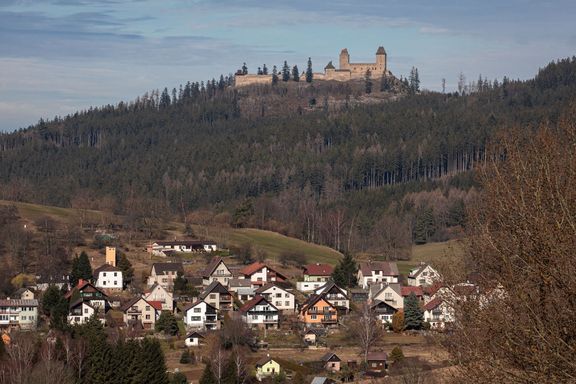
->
<box><xmin>1</xmin><ymin>0</ymin><xmax>574</xmax><ymax>131</ymax></box>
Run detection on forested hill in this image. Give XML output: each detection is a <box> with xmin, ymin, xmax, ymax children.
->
<box><xmin>1</xmin><ymin>57</ymin><xmax>575</xmax><ymax>254</ymax></box>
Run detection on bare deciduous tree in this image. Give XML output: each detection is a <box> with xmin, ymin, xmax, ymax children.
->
<box><xmin>347</xmin><ymin>303</ymin><xmax>382</xmax><ymax>363</ymax></box>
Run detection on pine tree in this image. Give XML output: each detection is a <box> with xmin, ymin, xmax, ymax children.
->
<box><xmin>292</xmin><ymin>65</ymin><xmax>300</xmax><ymax>82</ymax></box>
<box><xmin>262</xmin><ymin>64</ymin><xmax>268</xmax><ymax>75</ymax></box>
<box><xmin>414</xmin><ymin>206</ymin><xmax>436</xmax><ymax>244</ymax></box>
<box><xmin>155</xmin><ymin>311</ymin><xmax>179</xmax><ymax>336</ymax></box>
<box><xmin>331</xmin><ymin>252</ymin><xmax>358</xmax><ymax>288</ymax></box>
<box><xmin>117</xmin><ymin>252</ymin><xmax>134</xmax><ymax>286</ymax></box>
<box><xmin>272</xmin><ymin>66</ymin><xmax>279</xmax><ymax>85</ymax></box>
<box><xmin>389</xmin><ymin>346</ymin><xmax>404</xmax><ymax>363</ymax></box>
<box><xmin>77</xmin><ymin>251</ymin><xmax>93</xmax><ymax>282</ymax></box>
<box><xmin>257</xmin><ymin>67</ymin><xmax>263</xmax><ymax>75</ymax></box>
<box><xmin>222</xmin><ymin>356</ymin><xmax>238</xmax><ymax>384</ymax></box>
<box><xmin>180</xmin><ymin>349</ymin><xmax>192</xmax><ymax>364</ymax></box>
<box><xmin>200</xmin><ymin>362</ymin><xmax>217</xmax><ymax>384</ymax></box>
<box><xmin>241</xmin><ymin>63</ymin><xmax>248</xmax><ymax>75</ymax></box>
<box><xmin>403</xmin><ymin>293</ymin><xmax>423</xmax><ymax>330</ymax></box>
<box><xmin>173</xmin><ymin>271</ymin><xmax>188</xmax><ymax>294</ymax></box>
<box><xmin>364</xmin><ymin>69</ymin><xmax>373</xmax><ymax>94</ymax></box>
<box><xmin>305</xmin><ymin>57</ymin><xmax>313</xmax><ymax>83</ymax></box>
<box><xmin>69</xmin><ymin>254</ymin><xmax>80</xmax><ymax>287</ymax></box>
<box><xmin>135</xmin><ymin>338</ymin><xmax>169</xmax><ymax>384</ymax></box>
<box><xmin>409</xmin><ymin>67</ymin><xmax>420</xmax><ymax>94</ymax></box>
<box><xmin>170</xmin><ymin>372</ymin><xmax>188</xmax><ymax>384</ymax></box>
<box><xmin>160</xmin><ymin>88</ymin><xmax>171</xmax><ymax>109</ymax></box>
<box><xmin>282</xmin><ymin>61</ymin><xmax>290</xmax><ymax>82</ymax></box>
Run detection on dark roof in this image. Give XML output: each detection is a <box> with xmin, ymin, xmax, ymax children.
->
<box><xmin>317</xmin><ymin>281</ymin><xmax>348</xmax><ymax>298</ymax></box>
<box><xmin>202</xmin><ymin>256</ymin><xmax>228</xmax><ymax>278</ymax></box>
<box><xmin>424</xmin><ymin>297</ymin><xmax>443</xmax><ymax>311</ymax></box>
<box><xmin>121</xmin><ymin>296</ymin><xmax>146</xmax><ymax>312</ymax></box>
<box><xmin>340</xmin><ymin>48</ymin><xmax>349</xmax><ymax>54</ymax></box>
<box><xmin>371</xmin><ymin>299</ymin><xmax>397</xmax><ymax>312</ymax></box>
<box><xmin>301</xmin><ymin>294</ymin><xmax>336</xmax><ymax>312</ymax></box>
<box><xmin>185</xmin><ymin>331</ymin><xmax>204</xmax><ymax>339</ymax></box>
<box><xmin>183</xmin><ymin>300</ymin><xmax>217</xmax><ymax>312</ymax></box>
<box><xmin>154</xmin><ymin>240</ymin><xmax>216</xmax><ymax>246</ymax></box>
<box><xmin>376</xmin><ymin>46</ymin><xmax>386</xmax><ymax>55</ymax></box>
<box><xmin>255</xmin><ymin>355</ymin><xmax>277</xmax><ymax>367</ymax></box>
<box><xmin>152</xmin><ymin>262</ymin><xmax>184</xmax><ymax>275</ymax></box>
<box><xmin>229</xmin><ymin>278</ymin><xmax>252</xmax><ymax>288</ymax></box>
<box><xmin>320</xmin><ymin>352</ymin><xmax>341</xmax><ymax>362</ymax></box>
<box><xmin>367</xmin><ymin>351</ymin><xmax>388</xmax><ymax>361</ymax></box>
<box><xmin>199</xmin><ymin>281</ymin><xmax>230</xmax><ymax>299</ymax></box>
<box><xmin>186</xmin><ymin>276</ymin><xmax>204</xmax><ymax>287</ymax></box>
<box><xmin>93</xmin><ymin>264</ymin><xmax>121</xmax><ymax>275</ymax></box>
<box><xmin>324</xmin><ymin>61</ymin><xmax>335</xmax><ymax>70</ymax></box>
<box><xmin>359</xmin><ymin>261</ymin><xmax>399</xmax><ymax>276</ymax></box>
<box><xmin>65</xmin><ymin>280</ymin><xmax>107</xmax><ymax>299</ymax></box>
<box><xmin>303</xmin><ymin>263</ymin><xmax>334</xmax><ymax>276</ymax></box>
<box><xmin>239</xmin><ymin>295</ymin><xmax>277</xmax><ymax>313</ymax></box>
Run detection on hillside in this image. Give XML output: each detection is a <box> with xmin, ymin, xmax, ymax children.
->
<box><xmin>1</xmin><ymin>57</ymin><xmax>575</xmax><ymax>256</ymax></box>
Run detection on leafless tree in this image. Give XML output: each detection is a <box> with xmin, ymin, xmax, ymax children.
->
<box><xmin>347</xmin><ymin>303</ymin><xmax>382</xmax><ymax>363</ymax></box>
<box><xmin>5</xmin><ymin>332</ymin><xmax>37</xmax><ymax>384</ymax></box>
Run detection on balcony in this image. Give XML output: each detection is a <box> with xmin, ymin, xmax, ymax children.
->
<box><xmin>263</xmin><ymin>318</ymin><xmax>277</xmax><ymax>323</ymax></box>
<box><xmin>220</xmin><ymin>295</ymin><xmax>232</xmax><ymax>302</ymax></box>
<box><xmin>321</xmin><ymin>317</ymin><xmax>337</xmax><ymax>324</ymax></box>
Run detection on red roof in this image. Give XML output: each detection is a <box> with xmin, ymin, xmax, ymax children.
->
<box><xmin>239</xmin><ymin>262</ymin><xmax>266</xmax><ymax>276</ymax></box>
<box><xmin>423</xmin><ymin>282</ymin><xmax>444</xmax><ymax>296</ymax></box>
<box><xmin>148</xmin><ymin>301</ymin><xmax>163</xmax><ymax>311</ymax></box>
<box><xmin>401</xmin><ymin>286</ymin><xmax>423</xmax><ymax>297</ymax></box>
<box><xmin>303</xmin><ymin>263</ymin><xmax>333</xmax><ymax>276</ymax></box>
<box><xmin>239</xmin><ymin>295</ymin><xmax>276</xmax><ymax>313</ymax></box>
<box><xmin>424</xmin><ymin>297</ymin><xmax>443</xmax><ymax>311</ymax></box>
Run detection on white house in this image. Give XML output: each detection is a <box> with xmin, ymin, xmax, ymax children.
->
<box><xmin>149</xmin><ymin>240</ymin><xmax>217</xmax><ymax>256</ymax></box>
<box><xmin>238</xmin><ymin>262</ymin><xmax>287</xmax><ymax>288</ymax></box>
<box><xmin>146</xmin><ymin>262</ymin><xmax>184</xmax><ymax>290</ymax></box>
<box><xmin>183</xmin><ymin>300</ymin><xmax>219</xmax><ymax>330</ymax></box>
<box><xmin>0</xmin><ymin>299</ymin><xmax>39</xmax><ymax>330</ymax></box>
<box><xmin>240</xmin><ymin>295</ymin><xmax>279</xmax><ymax>329</ymax></box>
<box><xmin>423</xmin><ymin>297</ymin><xmax>454</xmax><ymax>329</ymax></box>
<box><xmin>407</xmin><ymin>263</ymin><xmax>441</xmax><ymax>287</ymax></box>
<box><xmin>184</xmin><ymin>331</ymin><xmax>204</xmax><ymax>347</ymax></box>
<box><xmin>255</xmin><ymin>284</ymin><xmax>295</xmax><ymax>313</ymax></box>
<box><xmin>67</xmin><ymin>300</ymin><xmax>104</xmax><ymax>325</ymax></box>
<box><xmin>198</xmin><ymin>281</ymin><xmax>233</xmax><ymax>312</ymax></box>
<box><xmin>369</xmin><ymin>283</ymin><xmax>403</xmax><ymax>310</ymax></box>
<box><xmin>371</xmin><ymin>300</ymin><xmax>398</xmax><ymax>324</ymax></box>
<box><xmin>94</xmin><ymin>264</ymin><xmax>123</xmax><ymax>290</ymax></box>
<box><xmin>202</xmin><ymin>256</ymin><xmax>233</xmax><ymax>286</ymax></box>
<box><xmin>143</xmin><ymin>283</ymin><xmax>174</xmax><ymax>312</ymax></box>
<box><xmin>314</xmin><ymin>282</ymin><xmax>350</xmax><ymax>311</ymax></box>
<box><xmin>297</xmin><ymin>264</ymin><xmax>332</xmax><ymax>293</ymax></box>
<box><xmin>357</xmin><ymin>261</ymin><xmax>399</xmax><ymax>289</ymax></box>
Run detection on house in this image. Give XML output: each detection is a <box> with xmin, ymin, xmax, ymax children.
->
<box><xmin>68</xmin><ymin>299</ymin><xmax>102</xmax><ymax>325</ymax></box>
<box><xmin>303</xmin><ymin>329</ymin><xmax>319</xmax><ymax>345</ymax></box>
<box><xmin>65</xmin><ymin>280</ymin><xmax>109</xmax><ymax>325</ymax></box>
<box><xmin>202</xmin><ymin>256</ymin><xmax>233</xmax><ymax>286</ymax></box>
<box><xmin>357</xmin><ymin>261</ymin><xmax>399</xmax><ymax>289</ymax></box>
<box><xmin>146</xmin><ymin>262</ymin><xmax>184</xmax><ymax>290</ymax></box>
<box><xmin>255</xmin><ymin>283</ymin><xmax>295</xmax><ymax>313</ymax></box>
<box><xmin>314</xmin><ymin>281</ymin><xmax>350</xmax><ymax>312</ymax></box>
<box><xmin>198</xmin><ymin>281</ymin><xmax>233</xmax><ymax>312</ymax></box>
<box><xmin>0</xmin><ymin>299</ymin><xmax>39</xmax><ymax>330</ymax></box>
<box><xmin>299</xmin><ymin>294</ymin><xmax>338</xmax><ymax>328</ymax></box>
<box><xmin>143</xmin><ymin>283</ymin><xmax>174</xmax><ymax>312</ymax></box>
<box><xmin>423</xmin><ymin>298</ymin><xmax>454</xmax><ymax>329</ymax></box>
<box><xmin>240</xmin><ymin>295</ymin><xmax>279</xmax><ymax>329</ymax></box>
<box><xmin>14</xmin><ymin>288</ymin><xmax>35</xmax><ymax>300</ymax></box>
<box><xmin>349</xmin><ymin>288</ymin><xmax>369</xmax><ymax>302</ymax></box>
<box><xmin>369</xmin><ymin>283</ymin><xmax>403</xmax><ymax>310</ymax></box>
<box><xmin>183</xmin><ymin>300</ymin><xmax>219</xmax><ymax>330</ymax></box>
<box><xmin>255</xmin><ymin>355</ymin><xmax>282</xmax><ymax>381</ymax></box>
<box><xmin>149</xmin><ymin>240</ymin><xmax>217</xmax><ymax>256</ymax></box>
<box><xmin>367</xmin><ymin>351</ymin><xmax>388</xmax><ymax>373</ymax></box>
<box><xmin>93</xmin><ymin>264</ymin><xmax>123</xmax><ymax>291</ymax></box>
<box><xmin>303</xmin><ymin>264</ymin><xmax>333</xmax><ymax>282</ymax></box>
<box><xmin>238</xmin><ymin>262</ymin><xmax>287</xmax><ymax>288</ymax></box>
<box><xmin>320</xmin><ymin>352</ymin><xmax>341</xmax><ymax>372</ymax></box>
<box><xmin>184</xmin><ymin>331</ymin><xmax>204</xmax><ymax>347</ymax></box>
<box><xmin>371</xmin><ymin>300</ymin><xmax>398</xmax><ymax>324</ymax></box>
<box><xmin>407</xmin><ymin>263</ymin><xmax>441</xmax><ymax>287</ymax></box>
<box><xmin>34</xmin><ymin>274</ymin><xmax>69</xmax><ymax>291</ymax></box>
<box><xmin>121</xmin><ymin>297</ymin><xmax>161</xmax><ymax>329</ymax></box>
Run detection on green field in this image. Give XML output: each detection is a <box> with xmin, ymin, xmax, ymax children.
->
<box><xmin>0</xmin><ymin>199</ymin><xmax>111</xmax><ymax>224</ymax></box>
<box><xmin>398</xmin><ymin>240</ymin><xmax>466</xmax><ymax>275</ymax></box>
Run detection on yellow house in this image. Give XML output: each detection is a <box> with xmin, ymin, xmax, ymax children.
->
<box><xmin>255</xmin><ymin>356</ymin><xmax>281</xmax><ymax>381</ymax></box>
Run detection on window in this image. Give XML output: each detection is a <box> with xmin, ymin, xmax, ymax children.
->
<box><xmin>114</xmin><ymin>281</ymin><xmax>117</xmax><ymax>285</ymax></box>
<box><xmin>285</xmin><ymin>301</ymin><xmax>289</xmax><ymax>306</ymax></box>
<box><xmin>145</xmin><ymin>315</ymin><xmax>150</xmax><ymax>320</ymax></box>
<box><xmin>114</xmin><ymin>272</ymin><xmax>117</xmax><ymax>277</ymax></box>
<box><xmin>103</xmin><ymin>272</ymin><xmax>107</xmax><ymax>277</ymax></box>
<box><xmin>191</xmin><ymin>316</ymin><xmax>201</xmax><ymax>321</ymax></box>
<box><xmin>275</xmin><ymin>301</ymin><xmax>281</xmax><ymax>306</ymax></box>
<box><xmin>103</xmin><ymin>281</ymin><xmax>106</xmax><ymax>286</ymax></box>
<box><xmin>275</xmin><ymin>293</ymin><xmax>282</xmax><ymax>298</ymax></box>
<box><xmin>210</xmin><ymin>294</ymin><xmax>216</xmax><ymax>299</ymax></box>
<box><xmin>146</xmin><ymin>306</ymin><xmax>150</xmax><ymax>311</ymax></box>
<box><xmin>21</xmin><ymin>316</ymin><xmax>26</xmax><ymax>320</ymax></box>
<box><xmin>84</xmin><ymin>308</ymin><xmax>89</xmax><ymax>314</ymax></box>
<box><xmin>252</xmin><ymin>315</ymin><xmax>258</xmax><ymax>320</ymax></box>
<box><xmin>311</xmin><ymin>314</ymin><xmax>317</xmax><ymax>320</ymax></box>
<box><xmin>285</xmin><ymin>293</ymin><xmax>290</xmax><ymax>298</ymax></box>
<box><xmin>193</xmin><ymin>308</ymin><xmax>201</xmax><ymax>313</ymax></box>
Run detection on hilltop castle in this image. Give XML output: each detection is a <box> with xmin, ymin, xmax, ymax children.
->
<box><xmin>235</xmin><ymin>46</ymin><xmax>390</xmax><ymax>86</ymax></box>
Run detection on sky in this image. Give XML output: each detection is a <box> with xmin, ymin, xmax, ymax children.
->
<box><xmin>0</xmin><ymin>0</ymin><xmax>574</xmax><ymax>132</ymax></box>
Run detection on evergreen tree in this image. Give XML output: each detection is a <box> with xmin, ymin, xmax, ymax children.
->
<box><xmin>155</xmin><ymin>311</ymin><xmax>179</xmax><ymax>336</ymax></box>
<box><xmin>134</xmin><ymin>338</ymin><xmax>169</xmax><ymax>384</ymax></box>
<box><xmin>380</xmin><ymin>75</ymin><xmax>392</xmax><ymax>92</ymax></box>
<box><xmin>331</xmin><ymin>252</ymin><xmax>358</xmax><ymax>288</ymax></box>
<box><xmin>77</xmin><ymin>251</ymin><xmax>93</xmax><ymax>282</ymax></box>
<box><xmin>241</xmin><ymin>63</ymin><xmax>248</xmax><ymax>75</ymax></box>
<box><xmin>200</xmin><ymin>362</ymin><xmax>217</xmax><ymax>384</ymax></box>
<box><xmin>117</xmin><ymin>252</ymin><xmax>134</xmax><ymax>286</ymax></box>
<box><xmin>257</xmin><ymin>67</ymin><xmax>263</xmax><ymax>75</ymax></box>
<box><xmin>179</xmin><ymin>349</ymin><xmax>192</xmax><ymax>364</ymax></box>
<box><xmin>414</xmin><ymin>206</ymin><xmax>436</xmax><ymax>244</ymax></box>
<box><xmin>447</xmin><ymin>199</ymin><xmax>466</xmax><ymax>227</ymax></box>
<box><xmin>173</xmin><ymin>271</ymin><xmax>188</xmax><ymax>294</ymax></box>
<box><xmin>389</xmin><ymin>346</ymin><xmax>404</xmax><ymax>363</ymax></box>
<box><xmin>364</xmin><ymin>69</ymin><xmax>373</xmax><ymax>94</ymax></box>
<box><xmin>160</xmin><ymin>88</ymin><xmax>171</xmax><ymax>109</ymax></box>
<box><xmin>403</xmin><ymin>293</ymin><xmax>424</xmax><ymax>330</ymax></box>
<box><xmin>271</xmin><ymin>66</ymin><xmax>279</xmax><ymax>85</ymax></box>
<box><xmin>222</xmin><ymin>356</ymin><xmax>238</xmax><ymax>384</ymax></box>
<box><xmin>262</xmin><ymin>64</ymin><xmax>268</xmax><ymax>75</ymax></box>
<box><xmin>69</xmin><ymin>254</ymin><xmax>80</xmax><ymax>287</ymax></box>
<box><xmin>305</xmin><ymin>57</ymin><xmax>313</xmax><ymax>83</ymax></box>
<box><xmin>409</xmin><ymin>67</ymin><xmax>420</xmax><ymax>94</ymax></box>
<box><xmin>292</xmin><ymin>65</ymin><xmax>300</xmax><ymax>82</ymax></box>
<box><xmin>282</xmin><ymin>61</ymin><xmax>290</xmax><ymax>82</ymax></box>
<box><xmin>170</xmin><ymin>372</ymin><xmax>188</xmax><ymax>384</ymax></box>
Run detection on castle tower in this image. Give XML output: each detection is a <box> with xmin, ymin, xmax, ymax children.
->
<box><xmin>105</xmin><ymin>246</ymin><xmax>116</xmax><ymax>267</ymax></box>
<box><xmin>339</xmin><ymin>48</ymin><xmax>350</xmax><ymax>70</ymax></box>
<box><xmin>376</xmin><ymin>46</ymin><xmax>387</xmax><ymax>74</ymax></box>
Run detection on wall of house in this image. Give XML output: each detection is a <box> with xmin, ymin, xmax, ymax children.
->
<box><xmin>261</xmin><ymin>287</ymin><xmax>294</xmax><ymax>312</ymax></box>
<box><xmin>297</xmin><ymin>281</ymin><xmax>325</xmax><ymax>292</ymax></box>
<box><xmin>300</xmin><ymin>298</ymin><xmax>337</xmax><ymax>325</ymax></box>
<box><xmin>96</xmin><ymin>271</ymin><xmax>123</xmax><ymax>290</ymax></box>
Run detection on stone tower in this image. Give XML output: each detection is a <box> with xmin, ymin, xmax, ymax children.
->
<box><xmin>339</xmin><ymin>48</ymin><xmax>350</xmax><ymax>70</ymax></box>
<box><xmin>105</xmin><ymin>246</ymin><xmax>116</xmax><ymax>267</ymax></box>
<box><xmin>376</xmin><ymin>46</ymin><xmax>387</xmax><ymax>74</ymax></box>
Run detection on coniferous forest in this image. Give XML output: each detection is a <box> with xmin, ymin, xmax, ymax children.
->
<box><xmin>1</xmin><ymin>57</ymin><xmax>575</xmax><ymax>254</ymax></box>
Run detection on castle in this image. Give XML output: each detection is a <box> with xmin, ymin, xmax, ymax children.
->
<box><xmin>235</xmin><ymin>46</ymin><xmax>390</xmax><ymax>87</ymax></box>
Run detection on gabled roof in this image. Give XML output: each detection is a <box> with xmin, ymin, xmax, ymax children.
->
<box><xmin>151</xmin><ymin>262</ymin><xmax>184</xmax><ymax>275</ymax></box>
<box><xmin>324</xmin><ymin>61</ymin><xmax>335</xmax><ymax>70</ymax></box>
<box><xmin>401</xmin><ymin>286</ymin><xmax>423</xmax><ymax>297</ymax></box>
<box><xmin>359</xmin><ymin>261</ymin><xmax>399</xmax><ymax>277</ymax></box>
<box><xmin>303</xmin><ymin>263</ymin><xmax>333</xmax><ymax>276</ymax></box>
<box><xmin>367</xmin><ymin>351</ymin><xmax>388</xmax><ymax>361</ymax></box>
<box><xmin>93</xmin><ymin>264</ymin><xmax>121</xmax><ymax>275</ymax></box>
<box><xmin>311</xmin><ymin>377</ymin><xmax>335</xmax><ymax>384</ymax></box>
<box><xmin>255</xmin><ymin>355</ymin><xmax>278</xmax><ymax>367</ymax></box>
<box><xmin>148</xmin><ymin>301</ymin><xmax>163</xmax><ymax>311</ymax></box>
<box><xmin>185</xmin><ymin>331</ymin><xmax>204</xmax><ymax>339</ymax></box>
<box><xmin>65</xmin><ymin>280</ymin><xmax>107</xmax><ymax>299</ymax></box>
<box><xmin>320</xmin><ymin>352</ymin><xmax>341</xmax><ymax>362</ymax></box>
<box><xmin>255</xmin><ymin>283</ymin><xmax>291</xmax><ymax>295</ymax></box>
<box><xmin>228</xmin><ymin>278</ymin><xmax>252</xmax><ymax>288</ymax></box>
<box><xmin>121</xmin><ymin>296</ymin><xmax>147</xmax><ymax>312</ymax></box>
<box><xmin>154</xmin><ymin>240</ymin><xmax>216</xmax><ymax>246</ymax></box>
<box><xmin>199</xmin><ymin>281</ymin><xmax>230</xmax><ymax>299</ymax></box>
<box><xmin>370</xmin><ymin>282</ymin><xmax>401</xmax><ymax>299</ymax></box>
<box><xmin>202</xmin><ymin>256</ymin><xmax>229</xmax><ymax>278</ymax></box>
<box><xmin>316</xmin><ymin>281</ymin><xmax>348</xmax><ymax>298</ymax></box>
<box><xmin>408</xmin><ymin>263</ymin><xmax>435</xmax><ymax>279</ymax></box>
<box><xmin>424</xmin><ymin>297</ymin><xmax>443</xmax><ymax>311</ymax></box>
<box><xmin>239</xmin><ymin>262</ymin><xmax>267</xmax><ymax>276</ymax></box>
<box><xmin>239</xmin><ymin>295</ymin><xmax>277</xmax><ymax>313</ymax></box>
<box><xmin>371</xmin><ymin>299</ymin><xmax>397</xmax><ymax>312</ymax></box>
<box><xmin>183</xmin><ymin>299</ymin><xmax>217</xmax><ymax>312</ymax></box>
<box><xmin>301</xmin><ymin>294</ymin><xmax>336</xmax><ymax>312</ymax></box>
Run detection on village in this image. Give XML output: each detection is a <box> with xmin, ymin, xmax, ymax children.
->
<box><xmin>0</xmin><ymin>235</ymin><xmax>500</xmax><ymax>383</ymax></box>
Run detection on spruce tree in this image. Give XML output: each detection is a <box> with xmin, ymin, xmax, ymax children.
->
<box><xmin>69</xmin><ymin>255</ymin><xmax>80</xmax><ymax>287</ymax></box>
<box><xmin>404</xmin><ymin>293</ymin><xmax>424</xmax><ymax>330</ymax></box>
<box><xmin>262</xmin><ymin>64</ymin><xmax>268</xmax><ymax>75</ymax></box>
<box><xmin>257</xmin><ymin>67</ymin><xmax>263</xmax><ymax>75</ymax></box>
<box><xmin>282</xmin><ymin>61</ymin><xmax>290</xmax><ymax>82</ymax></box>
<box><xmin>135</xmin><ymin>338</ymin><xmax>169</xmax><ymax>384</ymax></box>
<box><xmin>170</xmin><ymin>372</ymin><xmax>188</xmax><ymax>384</ymax></box>
<box><xmin>389</xmin><ymin>346</ymin><xmax>404</xmax><ymax>362</ymax></box>
<box><xmin>117</xmin><ymin>252</ymin><xmax>134</xmax><ymax>286</ymax></box>
<box><xmin>200</xmin><ymin>362</ymin><xmax>217</xmax><ymax>384</ymax></box>
<box><xmin>305</xmin><ymin>57</ymin><xmax>313</xmax><ymax>83</ymax></box>
<box><xmin>155</xmin><ymin>311</ymin><xmax>179</xmax><ymax>336</ymax></box>
<box><xmin>272</xmin><ymin>66</ymin><xmax>279</xmax><ymax>85</ymax></box>
<box><xmin>331</xmin><ymin>252</ymin><xmax>358</xmax><ymax>288</ymax></box>
<box><xmin>364</xmin><ymin>69</ymin><xmax>373</xmax><ymax>94</ymax></box>
<box><xmin>292</xmin><ymin>65</ymin><xmax>300</xmax><ymax>82</ymax></box>
<box><xmin>414</xmin><ymin>206</ymin><xmax>436</xmax><ymax>244</ymax></box>
<box><xmin>77</xmin><ymin>251</ymin><xmax>93</xmax><ymax>282</ymax></box>
<box><xmin>179</xmin><ymin>349</ymin><xmax>191</xmax><ymax>364</ymax></box>
<box><xmin>241</xmin><ymin>63</ymin><xmax>248</xmax><ymax>75</ymax></box>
